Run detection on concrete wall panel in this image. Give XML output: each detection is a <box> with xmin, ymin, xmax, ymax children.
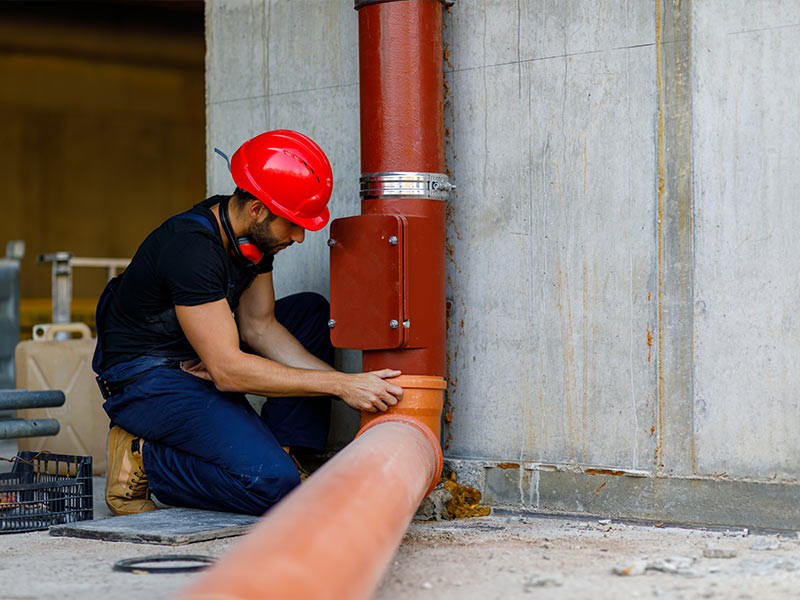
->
<box><xmin>444</xmin><ymin>3</ymin><xmax>658</xmax><ymax>471</ymax></box>
<box><xmin>265</xmin><ymin>1</ymin><xmax>357</xmax><ymax>97</ymax></box>
<box><xmin>519</xmin><ymin>0</ymin><xmax>653</xmax><ymax>61</ymax></box>
<box><xmin>692</xmin><ymin>1</ymin><xmax>800</xmax><ymax>480</ymax></box>
<box><xmin>205</xmin><ymin>0</ymin><xmax>268</xmax><ymax>105</ymax></box>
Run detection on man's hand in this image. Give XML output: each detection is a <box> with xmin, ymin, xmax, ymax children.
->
<box><xmin>339</xmin><ymin>369</ymin><xmax>404</xmax><ymax>413</ymax></box>
<box><xmin>180</xmin><ymin>359</ymin><xmax>212</xmax><ymax>381</ymax></box>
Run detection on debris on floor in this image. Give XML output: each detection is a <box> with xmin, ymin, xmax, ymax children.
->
<box><xmin>414</xmin><ymin>486</ymin><xmax>452</xmax><ymax>521</ymax></box>
<box><xmin>442</xmin><ymin>473</ymin><xmax>491</xmax><ymax>519</ymax></box>
<box><xmin>703</xmin><ymin>546</ymin><xmax>738</xmax><ymax>559</ymax></box>
<box><xmin>522</xmin><ymin>572</ymin><xmax>564</xmax><ymax>590</ymax></box>
<box><xmin>414</xmin><ymin>473</ymin><xmax>491</xmax><ymax>521</ymax></box>
<box><xmin>612</xmin><ymin>556</ymin><xmax>696</xmax><ymax>576</ymax></box>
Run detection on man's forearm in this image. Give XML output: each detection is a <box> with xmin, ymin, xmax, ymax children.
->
<box><xmin>241</xmin><ymin>319</ymin><xmax>334</xmax><ymax>372</ymax></box>
<box><xmin>212</xmin><ymin>352</ymin><xmax>342</xmax><ymax>396</ymax></box>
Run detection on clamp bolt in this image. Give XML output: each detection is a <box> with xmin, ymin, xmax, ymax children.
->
<box><xmin>431</xmin><ymin>180</ymin><xmax>456</xmax><ymax>192</ymax></box>
<box><xmin>327</xmin><ymin>319</ymin><xmax>336</xmax><ymax>329</ymax></box>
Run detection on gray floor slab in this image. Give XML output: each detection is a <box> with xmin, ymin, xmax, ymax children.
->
<box><xmin>50</xmin><ymin>506</ymin><xmax>259</xmax><ymax>545</ymax></box>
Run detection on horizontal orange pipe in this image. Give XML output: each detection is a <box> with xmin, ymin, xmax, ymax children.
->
<box><xmin>175</xmin><ymin>417</ymin><xmax>442</xmax><ymax>600</ymax></box>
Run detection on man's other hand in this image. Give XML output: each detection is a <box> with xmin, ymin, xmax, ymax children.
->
<box><xmin>180</xmin><ymin>358</ymin><xmax>213</xmax><ymax>381</ymax></box>
<box><xmin>340</xmin><ymin>369</ymin><xmax>403</xmax><ymax>412</ymax></box>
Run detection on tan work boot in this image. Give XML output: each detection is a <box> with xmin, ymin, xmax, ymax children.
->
<box><xmin>105</xmin><ymin>426</ymin><xmax>157</xmax><ymax>515</ymax></box>
<box><xmin>282</xmin><ymin>446</ymin><xmax>310</xmax><ymax>481</ymax></box>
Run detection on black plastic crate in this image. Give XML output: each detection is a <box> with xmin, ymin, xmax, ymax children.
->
<box><xmin>0</xmin><ymin>452</ymin><xmax>93</xmax><ymax>533</ymax></box>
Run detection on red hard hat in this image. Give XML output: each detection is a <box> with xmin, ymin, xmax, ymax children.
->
<box><xmin>230</xmin><ymin>130</ymin><xmax>333</xmax><ymax>231</ymax></box>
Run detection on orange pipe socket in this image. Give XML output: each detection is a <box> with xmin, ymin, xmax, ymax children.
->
<box><xmin>361</xmin><ymin>375</ymin><xmax>446</xmax><ymax>440</ymax></box>
<box><xmin>175</xmin><ymin>417</ymin><xmax>443</xmax><ymax>600</ymax></box>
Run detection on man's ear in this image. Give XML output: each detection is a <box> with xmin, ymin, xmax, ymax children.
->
<box><xmin>249</xmin><ymin>200</ymin><xmax>268</xmax><ymax>223</ymax></box>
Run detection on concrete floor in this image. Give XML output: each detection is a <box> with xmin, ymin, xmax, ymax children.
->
<box><xmin>0</xmin><ymin>472</ymin><xmax>799</xmax><ymax>599</ymax></box>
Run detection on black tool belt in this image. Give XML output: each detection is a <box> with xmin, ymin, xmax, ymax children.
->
<box><xmin>95</xmin><ymin>375</ymin><xmax>139</xmax><ymax>400</ymax></box>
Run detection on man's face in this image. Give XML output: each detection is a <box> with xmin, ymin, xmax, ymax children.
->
<box><xmin>248</xmin><ymin>212</ymin><xmax>306</xmax><ymax>255</ymax></box>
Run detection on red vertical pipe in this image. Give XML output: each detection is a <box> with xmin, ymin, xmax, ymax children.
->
<box><xmin>358</xmin><ymin>0</ymin><xmax>447</xmax><ymax>377</ymax></box>
<box><xmin>358</xmin><ymin>0</ymin><xmax>444</xmax><ymax>172</ymax></box>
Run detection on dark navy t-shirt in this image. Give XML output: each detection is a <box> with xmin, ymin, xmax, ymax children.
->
<box><xmin>99</xmin><ymin>196</ymin><xmax>273</xmax><ymax>370</ymax></box>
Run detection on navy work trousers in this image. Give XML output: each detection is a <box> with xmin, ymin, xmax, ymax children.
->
<box><xmin>100</xmin><ymin>292</ymin><xmax>333</xmax><ymax>515</ymax></box>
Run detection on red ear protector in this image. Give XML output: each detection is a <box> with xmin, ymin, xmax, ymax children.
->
<box><xmin>237</xmin><ymin>237</ymin><xmax>263</xmax><ymax>264</ymax></box>
<box><xmin>219</xmin><ymin>198</ymin><xmax>264</xmax><ymax>267</ymax></box>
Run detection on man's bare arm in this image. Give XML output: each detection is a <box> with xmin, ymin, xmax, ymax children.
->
<box><xmin>175</xmin><ymin>299</ymin><xmax>402</xmax><ymax>412</ymax></box>
<box><xmin>235</xmin><ymin>273</ymin><xmax>331</xmax><ymax>371</ymax></box>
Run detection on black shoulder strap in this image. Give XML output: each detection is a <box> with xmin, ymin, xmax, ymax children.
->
<box><xmin>180</xmin><ymin>212</ymin><xmax>215</xmax><ymax>233</ymax></box>
<box><xmin>92</xmin><ymin>274</ymin><xmax>123</xmax><ymax>375</ymax></box>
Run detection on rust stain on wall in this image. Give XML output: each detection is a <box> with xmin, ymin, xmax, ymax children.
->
<box><xmin>497</xmin><ymin>462</ymin><xmax>520</xmax><ymax>470</ymax></box>
<box><xmin>584</xmin><ymin>468</ymin><xmax>626</xmax><ymax>477</ymax></box>
<box><xmin>593</xmin><ymin>481</ymin><xmax>607</xmax><ymax>496</ymax></box>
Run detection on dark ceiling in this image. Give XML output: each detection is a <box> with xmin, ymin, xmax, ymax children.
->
<box><xmin>0</xmin><ymin>1</ymin><xmax>204</xmax><ymax>34</ymax></box>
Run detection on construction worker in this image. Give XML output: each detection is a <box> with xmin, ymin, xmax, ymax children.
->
<box><xmin>93</xmin><ymin>130</ymin><xmax>403</xmax><ymax>516</ymax></box>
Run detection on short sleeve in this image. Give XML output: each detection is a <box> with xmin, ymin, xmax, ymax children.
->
<box><xmin>157</xmin><ymin>231</ymin><xmax>229</xmax><ymax>306</ymax></box>
<box><xmin>256</xmin><ymin>253</ymin><xmax>274</xmax><ymax>274</ymax></box>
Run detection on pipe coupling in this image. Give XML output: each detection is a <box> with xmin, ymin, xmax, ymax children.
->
<box><xmin>360</xmin><ymin>172</ymin><xmax>454</xmax><ymax>200</ymax></box>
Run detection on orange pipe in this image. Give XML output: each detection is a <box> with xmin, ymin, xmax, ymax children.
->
<box><xmin>176</xmin><ymin>418</ymin><xmax>442</xmax><ymax>600</ymax></box>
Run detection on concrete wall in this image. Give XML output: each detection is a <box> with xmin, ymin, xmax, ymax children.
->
<box><xmin>206</xmin><ymin>0</ymin><xmax>800</xmax><ymax>528</ymax></box>
<box><xmin>691</xmin><ymin>1</ymin><xmax>800</xmax><ymax>481</ymax></box>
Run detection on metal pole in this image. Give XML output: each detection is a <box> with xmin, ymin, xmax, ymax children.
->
<box><xmin>52</xmin><ymin>253</ymin><xmax>72</xmax><ymax>324</ymax></box>
<box><xmin>0</xmin><ymin>419</ymin><xmax>60</xmax><ymax>439</ymax></box>
<box><xmin>0</xmin><ymin>390</ymin><xmax>66</xmax><ymax>411</ymax></box>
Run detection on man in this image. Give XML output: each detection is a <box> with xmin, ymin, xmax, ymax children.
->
<box><xmin>93</xmin><ymin>130</ymin><xmax>403</xmax><ymax>516</ymax></box>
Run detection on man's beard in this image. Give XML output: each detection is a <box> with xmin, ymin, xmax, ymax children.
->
<box><xmin>249</xmin><ymin>218</ymin><xmax>292</xmax><ymax>255</ymax></box>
